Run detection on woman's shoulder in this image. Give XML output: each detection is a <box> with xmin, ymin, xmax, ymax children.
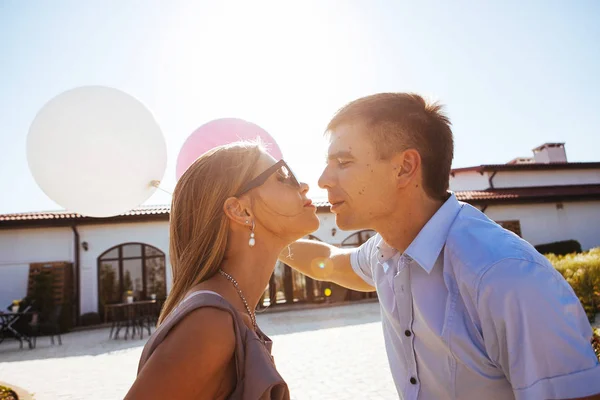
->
<box><xmin>129</xmin><ymin>304</ymin><xmax>238</xmax><ymax>399</ymax></box>
<box><xmin>142</xmin><ymin>307</ymin><xmax>236</xmax><ymax>382</ymax></box>
<box><xmin>137</xmin><ymin>289</ymin><xmax>243</xmax><ymax>377</ymax></box>
<box><xmin>150</xmin><ymin>290</ymin><xmax>239</xmax><ymax>358</ymax></box>
<box><xmin>166</xmin><ymin>305</ymin><xmax>236</xmax><ymax>355</ymax></box>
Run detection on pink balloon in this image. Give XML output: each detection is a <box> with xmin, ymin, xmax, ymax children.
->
<box><xmin>176</xmin><ymin>118</ymin><xmax>283</xmax><ymax>180</ymax></box>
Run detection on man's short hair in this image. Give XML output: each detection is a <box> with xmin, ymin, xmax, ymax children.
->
<box><xmin>327</xmin><ymin>92</ymin><xmax>454</xmax><ymax>200</ymax></box>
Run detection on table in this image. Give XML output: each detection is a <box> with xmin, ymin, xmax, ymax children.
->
<box><xmin>104</xmin><ymin>300</ymin><xmax>160</xmax><ymax>340</ymax></box>
<box><xmin>0</xmin><ymin>311</ymin><xmax>34</xmax><ymax>349</ymax></box>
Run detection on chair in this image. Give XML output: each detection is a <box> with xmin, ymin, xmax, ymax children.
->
<box><xmin>135</xmin><ymin>302</ymin><xmax>155</xmax><ymax>339</ymax></box>
<box><xmin>30</xmin><ymin>304</ymin><xmax>62</xmax><ymax>348</ymax></box>
<box><xmin>1</xmin><ymin>304</ymin><xmax>34</xmax><ymax>349</ymax></box>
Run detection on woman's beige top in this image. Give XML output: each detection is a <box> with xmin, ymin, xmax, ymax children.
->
<box><xmin>137</xmin><ymin>291</ymin><xmax>290</xmax><ymax>400</ymax></box>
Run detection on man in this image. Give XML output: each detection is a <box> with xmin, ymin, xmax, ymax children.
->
<box><xmin>280</xmin><ymin>93</ymin><xmax>600</xmax><ymax>399</ymax></box>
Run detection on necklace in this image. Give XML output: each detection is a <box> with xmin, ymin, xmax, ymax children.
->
<box><xmin>218</xmin><ymin>269</ymin><xmax>262</xmax><ymax>340</ymax></box>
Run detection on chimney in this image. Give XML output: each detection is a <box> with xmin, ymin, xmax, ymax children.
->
<box><xmin>532</xmin><ymin>143</ymin><xmax>567</xmax><ymax>164</ymax></box>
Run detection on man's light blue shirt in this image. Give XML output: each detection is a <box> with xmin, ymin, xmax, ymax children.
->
<box><xmin>351</xmin><ymin>193</ymin><xmax>600</xmax><ymax>399</ymax></box>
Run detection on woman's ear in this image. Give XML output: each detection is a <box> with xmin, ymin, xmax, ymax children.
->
<box><xmin>223</xmin><ymin>197</ymin><xmax>253</xmax><ymax>227</ymax></box>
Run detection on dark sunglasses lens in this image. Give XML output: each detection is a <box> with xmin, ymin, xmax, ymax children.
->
<box><xmin>288</xmin><ymin>166</ymin><xmax>300</xmax><ymax>187</ymax></box>
<box><xmin>279</xmin><ymin>165</ymin><xmax>299</xmax><ymax>187</ymax></box>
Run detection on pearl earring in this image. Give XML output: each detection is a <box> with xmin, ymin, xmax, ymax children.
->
<box><xmin>249</xmin><ymin>220</ymin><xmax>256</xmax><ymax>247</ymax></box>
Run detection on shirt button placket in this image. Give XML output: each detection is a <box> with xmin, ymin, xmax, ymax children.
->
<box><xmin>403</xmin><ymin>256</ymin><xmax>419</xmax><ymax>398</ymax></box>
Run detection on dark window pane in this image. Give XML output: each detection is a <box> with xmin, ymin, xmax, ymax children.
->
<box><xmin>122</xmin><ymin>244</ymin><xmax>142</xmax><ymax>258</ymax></box>
<box><xmin>359</xmin><ymin>230</ymin><xmax>376</xmax><ymax>243</ymax></box>
<box><xmin>101</xmin><ymin>248</ymin><xmax>119</xmax><ymax>259</ymax></box>
<box><xmin>145</xmin><ymin>257</ymin><xmax>166</xmax><ymax>299</ymax></box>
<box><xmin>99</xmin><ymin>261</ymin><xmax>120</xmax><ymax>306</ymax></box>
<box><xmin>292</xmin><ymin>269</ymin><xmax>307</xmax><ymax>302</ymax></box>
<box><xmin>497</xmin><ymin>220</ymin><xmax>522</xmax><ymax>237</ymax></box>
<box><xmin>261</xmin><ymin>285</ymin><xmax>270</xmax><ymax>307</ymax></box>
<box><xmin>123</xmin><ymin>259</ymin><xmax>143</xmax><ymax>299</ymax></box>
<box><xmin>273</xmin><ymin>262</ymin><xmax>286</xmax><ymax>304</ymax></box>
<box><xmin>145</xmin><ymin>245</ymin><xmax>164</xmax><ymax>257</ymax></box>
<box><xmin>313</xmin><ymin>280</ymin><xmax>325</xmax><ymax>300</ymax></box>
<box><xmin>341</xmin><ymin>230</ymin><xmax>376</xmax><ymax>248</ymax></box>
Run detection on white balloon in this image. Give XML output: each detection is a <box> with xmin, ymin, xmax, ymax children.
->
<box><xmin>27</xmin><ymin>86</ymin><xmax>167</xmax><ymax>218</ymax></box>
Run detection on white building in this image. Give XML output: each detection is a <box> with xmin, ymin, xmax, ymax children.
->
<box><xmin>1</xmin><ymin>142</ymin><xmax>598</xmax><ymax>326</ymax></box>
<box><xmin>0</xmin><ymin>205</ymin><xmax>374</xmax><ymax>325</ymax></box>
<box><xmin>450</xmin><ymin>143</ymin><xmax>600</xmax><ymax>251</ymax></box>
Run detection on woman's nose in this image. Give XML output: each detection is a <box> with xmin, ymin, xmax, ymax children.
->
<box><xmin>299</xmin><ymin>182</ymin><xmax>309</xmax><ymax>194</ymax></box>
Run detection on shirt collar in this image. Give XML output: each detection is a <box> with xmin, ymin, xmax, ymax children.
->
<box><xmin>376</xmin><ymin>193</ymin><xmax>462</xmax><ymax>274</ymax></box>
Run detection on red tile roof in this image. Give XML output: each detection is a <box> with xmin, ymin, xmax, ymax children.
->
<box><xmin>455</xmin><ymin>184</ymin><xmax>600</xmax><ymax>204</ymax></box>
<box><xmin>451</xmin><ymin>162</ymin><xmax>600</xmax><ymax>175</ymax></box>
<box><xmin>312</xmin><ymin>185</ymin><xmax>600</xmax><ymax>207</ymax></box>
<box><xmin>0</xmin><ymin>205</ymin><xmax>170</xmax><ymax>227</ymax></box>
<box><xmin>1</xmin><ymin>185</ymin><xmax>599</xmax><ymax>228</ymax></box>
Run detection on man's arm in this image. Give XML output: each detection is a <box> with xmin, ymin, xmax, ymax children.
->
<box><xmin>476</xmin><ymin>258</ymin><xmax>600</xmax><ymax>400</ymax></box>
<box><xmin>279</xmin><ymin>239</ymin><xmax>375</xmax><ymax>292</ymax></box>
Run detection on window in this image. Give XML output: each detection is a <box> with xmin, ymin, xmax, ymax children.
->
<box><xmin>341</xmin><ymin>230</ymin><xmax>376</xmax><ymax>248</ymax></box>
<box><xmin>260</xmin><ymin>234</ymin><xmax>329</xmax><ymax>307</ymax></box>
<box><xmin>497</xmin><ymin>220</ymin><xmax>522</xmax><ymax>237</ymax></box>
<box><xmin>98</xmin><ymin>243</ymin><xmax>166</xmax><ymax>315</ymax></box>
<box><xmin>340</xmin><ymin>230</ymin><xmax>379</xmax><ymax>301</ymax></box>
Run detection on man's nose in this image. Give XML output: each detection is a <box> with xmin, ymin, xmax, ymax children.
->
<box><xmin>318</xmin><ymin>166</ymin><xmax>333</xmax><ymax>189</ymax></box>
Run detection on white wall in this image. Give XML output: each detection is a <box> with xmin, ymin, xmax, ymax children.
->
<box><xmin>0</xmin><ymin>215</ymin><xmax>362</xmax><ymax>317</ymax></box>
<box><xmin>78</xmin><ymin>221</ymin><xmax>170</xmax><ymax>315</ymax></box>
<box><xmin>0</xmin><ymin>265</ymin><xmax>30</xmax><ymax>311</ymax></box>
<box><xmin>484</xmin><ymin>201</ymin><xmax>600</xmax><ymax>251</ymax></box>
<box><xmin>533</xmin><ymin>146</ymin><xmax>567</xmax><ymax>163</ymax></box>
<box><xmin>76</xmin><ymin>215</ymin><xmax>365</xmax><ymax>314</ymax></box>
<box><xmin>5</xmin><ymin>198</ymin><xmax>595</xmax><ymax>318</ymax></box>
<box><xmin>0</xmin><ymin>222</ymin><xmax>171</xmax><ymax>316</ymax></box>
<box><xmin>313</xmin><ymin>212</ymin><xmax>370</xmax><ymax>246</ymax></box>
<box><xmin>451</xmin><ymin>169</ymin><xmax>600</xmax><ymax>191</ymax></box>
<box><xmin>0</xmin><ymin>227</ymin><xmax>73</xmax><ymax>310</ymax></box>
<box><xmin>491</xmin><ymin>169</ymin><xmax>600</xmax><ymax>189</ymax></box>
<box><xmin>76</xmin><ymin>215</ymin><xmax>366</xmax><ymax>314</ymax></box>
<box><xmin>318</xmin><ymin>200</ymin><xmax>600</xmax><ymax>251</ymax></box>
<box><xmin>450</xmin><ymin>171</ymin><xmax>491</xmax><ymax>191</ymax></box>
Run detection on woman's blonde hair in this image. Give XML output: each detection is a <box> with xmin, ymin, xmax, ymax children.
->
<box><xmin>158</xmin><ymin>141</ymin><xmax>264</xmax><ymax>325</ymax></box>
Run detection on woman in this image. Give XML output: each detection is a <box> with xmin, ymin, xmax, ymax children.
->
<box><xmin>125</xmin><ymin>141</ymin><xmax>319</xmax><ymax>399</ymax></box>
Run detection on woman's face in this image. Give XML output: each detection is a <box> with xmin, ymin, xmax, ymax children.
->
<box><xmin>247</xmin><ymin>153</ymin><xmax>319</xmax><ymax>242</ymax></box>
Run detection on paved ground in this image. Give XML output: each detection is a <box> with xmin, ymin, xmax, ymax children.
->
<box><xmin>0</xmin><ymin>302</ymin><xmax>397</xmax><ymax>399</ymax></box>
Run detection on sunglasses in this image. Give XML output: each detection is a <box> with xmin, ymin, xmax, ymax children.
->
<box><xmin>236</xmin><ymin>159</ymin><xmax>300</xmax><ymax>196</ymax></box>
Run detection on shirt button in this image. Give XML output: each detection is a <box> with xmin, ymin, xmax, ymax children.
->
<box><xmin>404</xmin><ymin>330</ymin><xmax>412</xmax><ymax>337</ymax></box>
<box><xmin>410</xmin><ymin>377</ymin><xmax>417</xmax><ymax>385</ymax></box>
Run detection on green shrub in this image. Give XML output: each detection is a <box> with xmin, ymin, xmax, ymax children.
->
<box><xmin>0</xmin><ymin>385</ymin><xmax>18</xmax><ymax>400</ymax></box>
<box><xmin>593</xmin><ymin>328</ymin><xmax>600</xmax><ymax>361</ymax></box>
<box><xmin>545</xmin><ymin>247</ymin><xmax>600</xmax><ymax>323</ymax></box>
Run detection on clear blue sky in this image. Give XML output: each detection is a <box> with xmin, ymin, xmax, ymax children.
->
<box><xmin>1</xmin><ymin>0</ymin><xmax>599</xmax><ymax>214</ymax></box>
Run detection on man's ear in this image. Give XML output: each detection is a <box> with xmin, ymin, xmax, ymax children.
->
<box><xmin>391</xmin><ymin>149</ymin><xmax>421</xmax><ymax>189</ymax></box>
<box><xmin>223</xmin><ymin>197</ymin><xmax>253</xmax><ymax>228</ymax></box>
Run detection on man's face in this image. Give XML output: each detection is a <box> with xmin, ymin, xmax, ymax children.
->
<box><xmin>318</xmin><ymin>122</ymin><xmax>399</xmax><ymax>231</ymax></box>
